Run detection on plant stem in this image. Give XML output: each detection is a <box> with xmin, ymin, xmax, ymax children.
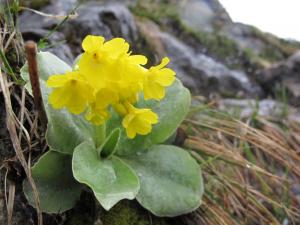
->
<box><xmin>95</xmin><ymin>123</ymin><xmax>106</xmax><ymax>149</ymax></box>
<box><xmin>0</xmin><ymin>49</ymin><xmax>18</xmax><ymax>82</ymax></box>
<box><xmin>25</xmin><ymin>41</ymin><xmax>48</xmax><ymax>129</ymax></box>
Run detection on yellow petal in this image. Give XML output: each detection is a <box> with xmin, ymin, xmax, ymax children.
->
<box><xmin>85</xmin><ymin>107</ymin><xmax>110</xmax><ymax>125</ymax></box>
<box><xmin>48</xmin><ymin>88</ymin><xmax>69</xmax><ymax>109</ymax></box>
<box><xmin>122</xmin><ymin>112</ymin><xmax>135</xmax><ymax>128</ymax></box>
<box><xmin>78</xmin><ymin>53</ymin><xmax>107</xmax><ymax>89</ymax></box>
<box><xmin>152</xmin><ymin>57</ymin><xmax>170</xmax><ymax>70</ymax></box>
<box><xmin>154</xmin><ymin>68</ymin><xmax>176</xmax><ymax>86</ymax></box>
<box><xmin>95</xmin><ymin>88</ymin><xmax>119</xmax><ymax>109</ymax></box>
<box><xmin>63</xmin><ymin>82</ymin><xmax>86</xmax><ymax>114</ymax></box>
<box><xmin>133</xmin><ymin>117</ymin><xmax>152</xmax><ymax>135</ymax></box>
<box><xmin>103</xmin><ymin>38</ymin><xmax>129</xmax><ymax>58</ymax></box>
<box><xmin>128</xmin><ymin>55</ymin><xmax>148</xmax><ymax>65</ymax></box>
<box><xmin>46</xmin><ymin>74</ymin><xmax>69</xmax><ymax>87</ymax></box>
<box><xmin>126</xmin><ymin>125</ymin><xmax>136</xmax><ymax>139</ymax></box>
<box><xmin>48</xmin><ymin>77</ymin><xmax>94</xmax><ymax>115</ymax></box>
<box><xmin>143</xmin><ymin>81</ymin><xmax>165</xmax><ymax>100</ymax></box>
<box><xmin>113</xmin><ymin>103</ymin><xmax>128</xmax><ymax>116</ymax></box>
<box><xmin>82</xmin><ymin>35</ymin><xmax>105</xmax><ymax>52</ymax></box>
<box><xmin>143</xmin><ymin>110</ymin><xmax>159</xmax><ymax>123</ymax></box>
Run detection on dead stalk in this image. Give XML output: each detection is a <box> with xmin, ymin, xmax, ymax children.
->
<box><xmin>25</xmin><ymin>41</ymin><xmax>48</xmax><ymax>129</ymax></box>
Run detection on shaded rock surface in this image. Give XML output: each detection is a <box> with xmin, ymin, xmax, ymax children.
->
<box><xmin>61</xmin><ymin>2</ymin><xmax>139</xmax><ymax>56</ymax></box>
<box><xmin>256</xmin><ymin>50</ymin><xmax>300</xmax><ymax>107</ymax></box>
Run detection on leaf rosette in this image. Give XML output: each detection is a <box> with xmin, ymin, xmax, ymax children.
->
<box><xmin>21</xmin><ymin>36</ymin><xmax>204</xmax><ymax>216</ymax></box>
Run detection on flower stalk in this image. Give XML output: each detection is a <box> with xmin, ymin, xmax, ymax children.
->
<box><xmin>25</xmin><ymin>41</ymin><xmax>48</xmax><ymax>129</ymax></box>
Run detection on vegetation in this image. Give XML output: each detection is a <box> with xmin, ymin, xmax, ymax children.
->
<box><xmin>251</xmin><ymin>26</ymin><xmax>300</xmax><ymax>60</ymax></box>
<box><xmin>1</xmin><ymin>1</ymin><xmax>300</xmax><ymax>225</ymax></box>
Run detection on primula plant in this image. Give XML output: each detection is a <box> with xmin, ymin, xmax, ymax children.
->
<box><xmin>21</xmin><ymin>35</ymin><xmax>204</xmax><ymax>216</ymax></box>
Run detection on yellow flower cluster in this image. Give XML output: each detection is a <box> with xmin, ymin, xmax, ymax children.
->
<box><xmin>47</xmin><ymin>35</ymin><xmax>176</xmax><ymax>138</ymax></box>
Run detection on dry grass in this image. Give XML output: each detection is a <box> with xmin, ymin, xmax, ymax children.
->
<box><xmin>0</xmin><ymin>1</ymin><xmax>43</xmax><ymax>224</ymax></box>
<box><xmin>182</xmin><ymin>102</ymin><xmax>300</xmax><ymax>225</ymax></box>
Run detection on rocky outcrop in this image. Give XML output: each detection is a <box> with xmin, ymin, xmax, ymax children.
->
<box><xmin>138</xmin><ymin>20</ymin><xmax>262</xmax><ymax>97</ymax></box>
<box><xmin>18</xmin><ymin>0</ymin><xmax>300</xmax><ymax>101</ymax></box>
<box><xmin>256</xmin><ymin>51</ymin><xmax>300</xmax><ymax>106</ymax></box>
<box><xmin>19</xmin><ymin>1</ymin><xmax>264</xmax><ymax>98</ymax></box>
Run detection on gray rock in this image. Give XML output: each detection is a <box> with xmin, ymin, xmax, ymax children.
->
<box><xmin>222</xmin><ymin>23</ymin><xmax>267</xmax><ymax>55</ymax></box>
<box><xmin>138</xmin><ymin>20</ymin><xmax>262</xmax><ymax>97</ymax></box>
<box><xmin>19</xmin><ymin>0</ymin><xmax>77</xmax><ymax>64</ymax></box>
<box><xmin>218</xmin><ymin>99</ymin><xmax>289</xmax><ymax>118</ymax></box>
<box><xmin>218</xmin><ymin>98</ymin><xmax>300</xmax><ymax>122</ymax></box>
<box><xmin>19</xmin><ymin>1</ymin><xmax>138</xmax><ymax>63</ymax></box>
<box><xmin>256</xmin><ymin>50</ymin><xmax>300</xmax><ymax>106</ymax></box>
<box><xmin>178</xmin><ymin>0</ymin><xmax>232</xmax><ymax>33</ymax></box>
<box><xmin>61</xmin><ymin>2</ymin><xmax>138</xmax><ymax>56</ymax></box>
<box><xmin>19</xmin><ymin>0</ymin><xmax>77</xmax><ymax>31</ymax></box>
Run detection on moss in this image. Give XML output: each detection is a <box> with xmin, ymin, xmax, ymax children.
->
<box><xmin>129</xmin><ymin>0</ymin><xmax>179</xmax><ymax>24</ymax></box>
<box><xmin>192</xmin><ymin>30</ymin><xmax>239</xmax><ymax>60</ymax></box>
<box><xmin>259</xmin><ymin>46</ymin><xmax>284</xmax><ymax>62</ymax></box>
<box><xmin>251</xmin><ymin>26</ymin><xmax>300</xmax><ymax>60</ymax></box>
<box><xmin>102</xmin><ymin>200</ymin><xmax>169</xmax><ymax>225</ymax></box>
<box><xmin>19</xmin><ymin>0</ymin><xmax>50</xmax><ymax>9</ymax></box>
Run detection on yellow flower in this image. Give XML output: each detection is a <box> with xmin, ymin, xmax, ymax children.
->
<box><xmin>143</xmin><ymin>57</ymin><xmax>176</xmax><ymax>100</ymax></box>
<box><xmin>122</xmin><ymin>103</ymin><xmax>158</xmax><ymax>139</ymax></box>
<box><xmin>47</xmin><ymin>35</ymin><xmax>177</xmax><ymax>139</ymax></box>
<box><xmin>84</xmin><ymin>88</ymin><xmax>119</xmax><ymax>125</ymax></box>
<box><xmin>78</xmin><ymin>35</ymin><xmax>130</xmax><ymax>88</ymax></box>
<box><xmin>94</xmin><ymin>88</ymin><xmax>119</xmax><ymax>109</ymax></box>
<box><xmin>85</xmin><ymin>104</ymin><xmax>110</xmax><ymax>125</ymax></box>
<box><xmin>107</xmin><ymin>54</ymin><xmax>147</xmax><ymax>104</ymax></box>
<box><xmin>47</xmin><ymin>71</ymin><xmax>93</xmax><ymax>114</ymax></box>
<box><xmin>81</xmin><ymin>35</ymin><xmax>129</xmax><ymax>59</ymax></box>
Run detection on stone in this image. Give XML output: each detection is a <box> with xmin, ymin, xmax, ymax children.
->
<box><xmin>138</xmin><ymin>20</ymin><xmax>263</xmax><ymax>98</ymax></box>
<box><xmin>256</xmin><ymin>50</ymin><xmax>300</xmax><ymax>107</ymax></box>
<box><xmin>217</xmin><ymin>98</ymin><xmax>300</xmax><ymax>122</ymax></box>
<box><xmin>178</xmin><ymin>0</ymin><xmax>232</xmax><ymax>33</ymax></box>
<box><xmin>19</xmin><ymin>1</ymin><xmax>138</xmax><ymax>63</ymax></box>
<box><xmin>61</xmin><ymin>2</ymin><xmax>139</xmax><ymax>56</ymax></box>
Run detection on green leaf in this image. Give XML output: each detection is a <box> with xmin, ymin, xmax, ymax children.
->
<box><xmin>20</xmin><ymin>51</ymin><xmax>105</xmax><ymax>154</ymax></box>
<box><xmin>122</xmin><ymin>145</ymin><xmax>203</xmax><ymax>217</ymax></box>
<box><xmin>98</xmin><ymin>128</ymin><xmax>120</xmax><ymax>158</ymax></box>
<box><xmin>107</xmin><ymin>79</ymin><xmax>191</xmax><ymax>156</ymax></box>
<box><xmin>72</xmin><ymin>141</ymin><xmax>140</xmax><ymax>210</ymax></box>
<box><xmin>23</xmin><ymin>151</ymin><xmax>82</xmax><ymax>213</ymax></box>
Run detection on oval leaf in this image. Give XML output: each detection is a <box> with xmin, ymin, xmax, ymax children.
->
<box><xmin>107</xmin><ymin>79</ymin><xmax>191</xmax><ymax>156</ymax></box>
<box><xmin>20</xmin><ymin>51</ymin><xmax>105</xmax><ymax>154</ymax></box>
<box><xmin>122</xmin><ymin>145</ymin><xmax>204</xmax><ymax>217</ymax></box>
<box><xmin>23</xmin><ymin>151</ymin><xmax>82</xmax><ymax>213</ymax></box>
<box><xmin>72</xmin><ymin>141</ymin><xmax>140</xmax><ymax>210</ymax></box>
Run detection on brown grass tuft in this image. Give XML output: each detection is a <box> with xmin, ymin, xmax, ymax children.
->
<box><xmin>182</xmin><ymin>104</ymin><xmax>300</xmax><ymax>225</ymax></box>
